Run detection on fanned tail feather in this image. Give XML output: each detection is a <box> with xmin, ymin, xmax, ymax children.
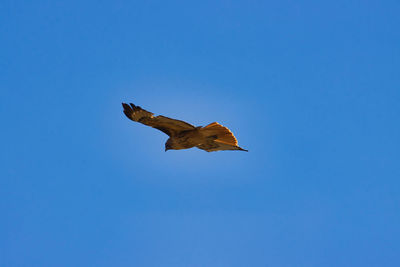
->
<box><xmin>201</xmin><ymin>122</ymin><xmax>238</xmax><ymax>146</ymax></box>
<box><xmin>200</xmin><ymin>122</ymin><xmax>248</xmax><ymax>152</ymax></box>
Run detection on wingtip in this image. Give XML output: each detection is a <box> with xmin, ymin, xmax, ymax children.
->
<box><xmin>130</xmin><ymin>103</ymin><xmax>145</xmax><ymax>112</ymax></box>
<box><xmin>122</xmin><ymin>103</ymin><xmax>134</xmax><ymax>119</ymax></box>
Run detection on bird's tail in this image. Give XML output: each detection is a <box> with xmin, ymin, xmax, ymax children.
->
<box><xmin>201</xmin><ymin>122</ymin><xmax>238</xmax><ymax>145</ymax></box>
<box><xmin>200</xmin><ymin>122</ymin><xmax>248</xmax><ymax>151</ymax></box>
<box><xmin>201</xmin><ymin>122</ymin><xmax>243</xmax><ymax>146</ymax></box>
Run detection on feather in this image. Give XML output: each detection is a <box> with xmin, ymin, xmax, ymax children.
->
<box><xmin>201</xmin><ymin>122</ymin><xmax>238</xmax><ymax>146</ymax></box>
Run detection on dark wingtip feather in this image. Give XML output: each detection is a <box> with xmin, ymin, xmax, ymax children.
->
<box><xmin>122</xmin><ymin>103</ymin><xmax>134</xmax><ymax>119</ymax></box>
<box><xmin>130</xmin><ymin>103</ymin><xmax>141</xmax><ymax>111</ymax></box>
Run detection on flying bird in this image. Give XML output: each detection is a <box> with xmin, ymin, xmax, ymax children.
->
<box><xmin>122</xmin><ymin>103</ymin><xmax>248</xmax><ymax>152</ymax></box>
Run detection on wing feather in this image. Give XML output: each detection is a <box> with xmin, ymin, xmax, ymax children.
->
<box><xmin>122</xmin><ymin>103</ymin><xmax>195</xmax><ymax>136</ymax></box>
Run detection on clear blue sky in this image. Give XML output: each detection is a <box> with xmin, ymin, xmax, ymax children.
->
<box><xmin>1</xmin><ymin>1</ymin><xmax>399</xmax><ymax>266</ymax></box>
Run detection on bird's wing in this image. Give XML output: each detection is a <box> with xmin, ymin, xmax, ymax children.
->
<box><xmin>122</xmin><ymin>103</ymin><xmax>196</xmax><ymax>136</ymax></box>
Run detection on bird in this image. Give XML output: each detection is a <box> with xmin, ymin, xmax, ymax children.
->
<box><xmin>122</xmin><ymin>102</ymin><xmax>248</xmax><ymax>152</ymax></box>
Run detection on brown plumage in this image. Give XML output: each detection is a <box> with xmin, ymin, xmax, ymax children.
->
<box><xmin>122</xmin><ymin>102</ymin><xmax>248</xmax><ymax>152</ymax></box>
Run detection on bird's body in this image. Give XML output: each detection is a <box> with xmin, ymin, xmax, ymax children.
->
<box><xmin>165</xmin><ymin>128</ymin><xmax>203</xmax><ymax>150</ymax></box>
<box><xmin>122</xmin><ymin>103</ymin><xmax>248</xmax><ymax>152</ymax></box>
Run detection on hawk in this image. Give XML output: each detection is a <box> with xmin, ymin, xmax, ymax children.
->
<box><xmin>122</xmin><ymin>103</ymin><xmax>248</xmax><ymax>152</ymax></box>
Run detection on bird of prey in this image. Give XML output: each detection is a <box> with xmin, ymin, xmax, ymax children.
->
<box><xmin>122</xmin><ymin>103</ymin><xmax>248</xmax><ymax>152</ymax></box>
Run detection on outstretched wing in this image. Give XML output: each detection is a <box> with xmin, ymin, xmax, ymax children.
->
<box><xmin>122</xmin><ymin>103</ymin><xmax>196</xmax><ymax>136</ymax></box>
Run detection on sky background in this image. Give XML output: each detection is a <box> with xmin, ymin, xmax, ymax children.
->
<box><xmin>1</xmin><ymin>0</ymin><xmax>400</xmax><ymax>266</ymax></box>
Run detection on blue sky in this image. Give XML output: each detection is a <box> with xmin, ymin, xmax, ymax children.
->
<box><xmin>1</xmin><ymin>0</ymin><xmax>399</xmax><ymax>266</ymax></box>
